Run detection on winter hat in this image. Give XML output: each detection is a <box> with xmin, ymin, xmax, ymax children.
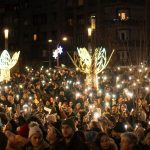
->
<box><xmin>28</xmin><ymin>125</ymin><xmax>43</xmax><ymax>139</ymax></box>
<box><xmin>113</xmin><ymin>122</ymin><xmax>126</xmax><ymax>133</ymax></box>
<box><xmin>61</xmin><ymin>118</ymin><xmax>75</xmax><ymax>130</ymax></box>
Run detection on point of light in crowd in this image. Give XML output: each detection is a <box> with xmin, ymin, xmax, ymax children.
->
<box><xmin>19</xmin><ymin>84</ymin><xmax>23</xmax><ymax>88</ymax></box>
<box><xmin>129</xmin><ymin>68</ymin><xmax>132</xmax><ymax>71</ymax></box>
<box><xmin>112</xmin><ymin>94</ymin><xmax>116</xmax><ymax>99</ymax></box>
<box><xmin>76</xmin><ymin>93</ymin><xmax>80</xmax><ymax>98</ymax></box>
<box><xmin>138</xmin><ymin>69</ymin><xmax>142</xmax><ymax>73</ymax></box>
<box><xmin>66</xmin><ymin>85</ymin><xmax>69</xmax><ymax>89</ymax></box>
<box><xmin>129</xmin><ymin>76</ymin><xmax>132</xmax><ymax>80</ymax></box>
<box><xmin>133</xmin><ymin>82</ymin><xmax>137</xmax><ymax>86</ymax></box>
<box><xmin>103</xmin><ymin>75</ymin><xmax>107</xmax><ymax>81</ymax></box>
<box><xmin>89</xmin><ymin>93</ymin><xmax>93</xmax><ymax>97</ymax></box>
<box><xmin>117</xmin><ymin>67</ymin><xmax>121</xmax><ymax>70</ymax></box>
<box><xmin>127</xmin><ymin>92</ymin><xmax>133</xmax><ymax>98</ymax></box>
<box><xmin>16</xmin><ymin>94</ymin><xmax>19</xmax><ymax>99</ymax></box>
<box><xmin>29</xmin><ymin>96</ymin><xmax>32</xmax><ymax>100</ymax></box>
<box><xmin>116</xmin><ymin>76</ymin><xmax>119</xmax><ymax>81</ymax></box>
<box><xmin>125</xmin><ymin>124</ymin><xmax>128</xmax><ymax>130</ymax></box>
<box><xmin>94</xmin><ymin>112</ymin><xmax>100</xmax><ymax>119</ymax></box>
<box><xmin>116</xmin><ymin>84</ymin><xmax>121</xmax><ymax>89</ymax></box>
<box><xmin>105</xmin><ymin>92</ymin><xmax>110</xmax><ymax>96</ymax></box>
<box><xmin>145</xmin><ymin>87</ymin><xmax>149</xmax><ymax>92</ymax></box>
<box><xmin>76</xmin><ymin>81</ymin><xmax>80</xmax><ymax>85</ymax></box>
<box><xmin>105</xmin><ymin>102</ymin><xmax>110</xmax><ymax>107</ymax></box>
<box><xmin>23</xmin><ymin>104</ymin><xmax>28</xmax><ymax>108</ymax></box>
<box><xmin>98</xmin><ymin>90</ymin><xmax>102</xmax><ymax>94</ymax></box>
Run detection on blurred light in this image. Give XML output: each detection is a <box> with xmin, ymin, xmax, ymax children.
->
<box><xmin>4</xmin><ymin>29</ymin><xmax>9</xmax><ymax>39</ymax></box>
<box><xmin>48</xmin><ymin>39</ymin><xmax>53</xmax><ymax>43</ymax></box>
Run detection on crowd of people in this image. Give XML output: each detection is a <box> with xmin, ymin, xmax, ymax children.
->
<box><xmin>0</xmin><ymin>65</ymin><xmax>150</xmax><ymax>150</ymax></box>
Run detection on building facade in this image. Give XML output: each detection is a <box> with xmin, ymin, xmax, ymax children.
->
<box><xmin>0</xmin><ymin>0</ymin><xmax>149</xmax><ymax>67</ymax></box>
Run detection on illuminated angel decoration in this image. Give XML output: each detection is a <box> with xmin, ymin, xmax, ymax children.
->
<box><xmin>0</xmin><ymin>50</ymin><xmax>20</xmax><ymax>81</ymax></box>
<box><xmin>68</xmin><ymin>47</ymin><xmax>115</xmax><ymax>88</ymax></box>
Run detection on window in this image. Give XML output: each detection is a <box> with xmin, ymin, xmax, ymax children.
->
<box><xmin>78</xmin><ymin>0</ymin><xmax>84</xmax><ymax>6</ymax></box>
<box><xmin>118</xmin><ymin>30</ymin><xmax>129</xmax><ymax>41</ymax></box>
<box><xmin>118</xmin><ymin>9</ymin><xmax>129</xmax><ymax>21</ymax></box>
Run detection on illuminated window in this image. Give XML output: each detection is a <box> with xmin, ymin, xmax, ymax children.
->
<box><xmin>90</xmin><ymin>15</ymin><xmax>96</xmax><ymax>30</ymax></box>
<box><xmin>33</xmin><ymin>34</ymin><xmax>37</xmax><ymax>41</ymax></box>
<box><xmin>78</xmin><ymin>0</ymin><xmax>84</xmax><ymax>6</ymax></box>
<box><xmin>118</xmin><ymin>9</ymin><xmax>129</xmax><ymax>21</ymax></box>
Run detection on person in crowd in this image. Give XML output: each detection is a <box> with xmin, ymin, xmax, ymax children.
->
<box><xmin>55</xmin><ymin>118</ymin><xmax>88</xmax><ymax>150</ymax></box>
<box><xmin>23</xmin><ymin>124</ymin><xmax>50</xmax><ymax>150</ymax></box>
<box><xmin>46</xmin><ymin>124</ymin><xmax>62</xmax><ymax>150</ymax></box>
<box><xmin>91</xmin><ymin>132</ymin><xmax>118</xmax><ymax>150</ymax></box>
<box><xmin>120</xmin><ymin>132</ymin><xmax>139</xmax><ymax>150</ymax></box>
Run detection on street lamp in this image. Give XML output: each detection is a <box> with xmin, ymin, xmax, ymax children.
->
<box><xmin>62</xmin><ymin>36</ymin><xmax>68</xmax><ymax>42</ymax></box>
<box><xmin>4</xmin><ymin>29</ymin><xmax>9</xmax><ymax>50</ymax></box>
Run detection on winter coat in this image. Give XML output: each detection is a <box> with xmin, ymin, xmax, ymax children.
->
<box><xmin>55</xmin><ymin>134</ymin><xmax>89</xmax><ymax>150</ymax></box>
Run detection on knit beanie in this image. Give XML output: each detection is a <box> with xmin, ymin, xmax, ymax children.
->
<box><xmin>28</xmin><ymin>125</ymin><xmax>43</xmax><ymax>139</ymax></box>
<box><xmin>61</xmin><ymin>118</ymin><xmax>75</xmax><ymax>130</ymax></box>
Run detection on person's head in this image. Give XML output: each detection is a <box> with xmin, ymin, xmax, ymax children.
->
<box><xmin>95</xmin><ymin>132</ymin><xmax>111</xmax><ymax>150</ymax></box>
<box><xmin>120</xmin><ymin>132</ymin><xmax>138</xmax><ymax>150</ymax></box>
<box><xmin>112</xmin><ymin>105</ymin><xmax>118</xmax><ymax>113</ymax></box>
<box><xmin>121</xmin><ymin>104</ymin><xmax>127</xmax><ymax>112</ymax></box>
<box><xmin>144</xmin><ymin>131</ymin><xmax>150</xmax><ymax>147</ymax></box>
<box><xmin>75</xmin><ymin>103</ymin><xmax>81</xmax><ymax>110</ymax></box>
<box><xmin>7</xmin><ymin>94</ymin><xmax>14</xmax><ymax>103</ymax></box>
<box><xmin>28</xmin><ymin>125</ymin><xmax>43</xmax><ymax>147</ymax></box>
<box><xmin>69</xmin><ymin>101</ymin><xmax>73</xmax><ymax>108</ymax></box>
<box><xmin>61</xmin><ymin>118</ymin><xmax>75</xmax><ymax>139</ymax></box>
<box><xmin>47</xmin><ymin>124</ymin><xmax>62</xmax><ymax>143</ymax></box>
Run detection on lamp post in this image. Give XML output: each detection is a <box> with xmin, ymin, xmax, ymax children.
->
<box><xmin>48</xmin><ymin>39</ymin><xmax>53</xmax><ymax>67</ymax></box>
<box><xmin>4</xmin><ymin>29</ymin><xmax>9</xmax><ymax>50</ymax></box>
<box><xmin>88</xmin><ymin>27</ymin><xmax>92</xmax><ymax>54</ymax></box>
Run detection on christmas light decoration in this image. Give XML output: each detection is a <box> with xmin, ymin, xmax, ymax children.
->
<box><xmin>68</xmin><ymin>47</ymin><xmax>115</xmax><ymax>89</ymax></box>
<box><xmin>53</xmin><ymin>45</ymin><xmax>63</xmax><ymax>59</ymax></box>
<box><xmin>0</xmin><ymin>50</ymin><xmax>20</xmax><ymax>81</ymax></box>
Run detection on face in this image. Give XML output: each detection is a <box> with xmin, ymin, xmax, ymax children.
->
<box><xmin>112</xmin><ymin>106</ymin><xmax>117</xmax><ymax>113</ymax></box>
<box><xmin>120</xmin><ymin>136</ymin><xmax>130</xmax><ymax>150</ymax></box>
<box><xmin>47</xmin><ymin>126</ymin><xmax>57</xmax><ymax>141</ymax></box>
<box><xmin>30</xmin><ymin>132</ymin><xmax>42</xmax><ymax>147</ymax></box>
<box><xmin>62</xmin><ymin>125</ymin><xmax>74</xmax><ymax>138</ymax></box>
<box><xmin>145</xmin><ymin>133</ymin><xmax>150</xmax><ymax>147</ymax></box>
<box><xmin>100</xmin><ymin>135</ymin><xmax>110</xmax><ymax>150</ymax></box>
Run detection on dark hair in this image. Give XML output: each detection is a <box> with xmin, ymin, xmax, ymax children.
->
<box><xmin>17</xmin><ymin>116</ymin><xmax>26</xmax><ymax>126</ymax></box>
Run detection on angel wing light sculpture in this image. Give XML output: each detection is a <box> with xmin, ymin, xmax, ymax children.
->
<box><xmin>68</xmin><ymin>47</ymin><xmax>115</xmax><ymax>89</ymax></box>
<box><xmin>0</xmin><ymin>50</ymin><xmax>20</xmax><ymax>81</ymax></box>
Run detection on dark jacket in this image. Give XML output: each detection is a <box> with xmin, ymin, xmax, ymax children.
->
<box><xmin>55</xmin><ymin>133</ymin><xmax>88</xmax><ymax>150</ymax></box>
